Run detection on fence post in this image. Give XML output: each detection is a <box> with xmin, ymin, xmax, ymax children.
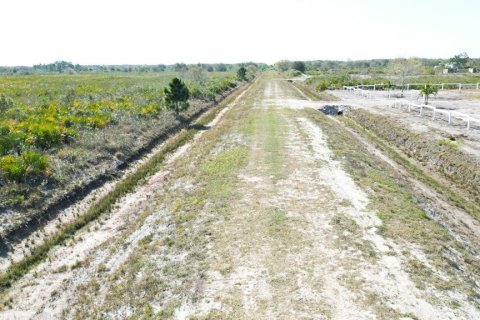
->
<box><xmin>459</xmin><ymin>83</ymin><xmax>462</xmax><ymax>91</ymax></box>
<box><xmin>467</xmin><ymin>118</ymin><xmax>470</xmax><ymax>130</ymax></box>
<box><xmin>407</xmin><ymin>84</ymin><xmax>410</xmax><ymax>90</ymax></box>
<box><xmin>448</xmin><ymin>112</ymin><xmax>451</xmax><ymax>125</ymax></box>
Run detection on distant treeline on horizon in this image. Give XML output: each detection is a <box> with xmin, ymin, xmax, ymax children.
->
<box><xmin>0</xmin><ymin>61</ymin><xmax>269</xmax><ymax>75</ymax></box>
<box><xmin>1</xmin><ymin>56</ymin><xmax>479</xmax><ymax>75</ymax></box>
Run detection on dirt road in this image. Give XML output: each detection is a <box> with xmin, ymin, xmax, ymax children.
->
<box><xmin>1</xmin><ymin>75</ymin><xmax>479</xmax><ymax>319</ymax></box>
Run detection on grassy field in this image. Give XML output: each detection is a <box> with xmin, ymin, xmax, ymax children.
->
<box><xmin>0</xmin><ymin>72</ymin><xmax>240</xmax><ymax>238</ymax></box>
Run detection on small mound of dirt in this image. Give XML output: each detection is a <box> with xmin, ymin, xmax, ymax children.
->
<box><xmin>319</xmin><ymin>105</ymin><xmax>352</xmax><ymax>116</ymax></box>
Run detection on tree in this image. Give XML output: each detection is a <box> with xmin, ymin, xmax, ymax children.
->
<box><xmin>388</xmin><ymin>58</ymin><xmax>421</xmax><ymax>96</ymax></box>
<box><xmin>449</xmin><ymin>52</ymin><xmax>470</xmax><ymax>69</ymax></box>
<box><xmin>274</xmin><ymin>60</ymin><xmax>292</xmax><ymax>72</ymax></box>
<box><xmin>173</xmin><ymin>63</ymin><xmax>188</xmax><ymax>72</ymax></box>
<box><xmin>246</xmin><ymin>64</ymin><xmax>258</xmax><ymax>78</ymax></box>
<box><xmin>164</xmin><ymin>78</ymin><xmax>190</xmax><ymax>114</ymax></box>
<box><xmin>187</xmin><ymin>66</ymin><xmax>209</xmax><ymax>83</ymax></box>
<box><xmin>215</xmin><ymin>63</ymin><xmax>227</xmax><ymax>72</ymax></box>
<box><xmin>420</xmin><ymin>83</ymin><xmax>438</xmax><ymax>105</ymax></box>
<box><xmin>292</xmin><ymin>61</ymin><xmax>306</xmax><ymax>73</ymax></box>
<box><xmin>384</xmin><ymin>80</ymin><xmax>394</xmax><ymax>98</ymax></box>
<box><xmin>237</xmin><ymin>67</ymin><xmax>247</xmax><ymax>81</ymax></box>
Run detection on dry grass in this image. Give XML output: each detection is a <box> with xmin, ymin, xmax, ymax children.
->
<box><xmin>302</xmin><ymin>108</ymin><xmax>480</xmax><ymax>304</ymax></box>
<box><xmin>65</xmin><ymin>79</ymin><xmax>259</xmax><ymax>319</ymax></box>
<box><xmin>291</xmin><ymin>81</ymin><xmax>339</xmax><ymax>101</ymax></box>
<box><xmin>345</xmin><ymin>109</ymin><xmax>480</xmax><ymax>218</ymax></box>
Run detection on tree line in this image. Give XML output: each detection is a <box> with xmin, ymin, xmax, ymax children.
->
<box><xmin>275</xmin><ymin>53</ymin><xmax>480</xmax><ymax>75</ymax></box>
<box><xmin>0</xmin><ymin>61</ymin><xmax>269</xmax><ymax>75</ymax></box>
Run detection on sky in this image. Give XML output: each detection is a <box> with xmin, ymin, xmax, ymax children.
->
<box><xmin>1</xmin><ymin>0</ymin><xmax>479</xmax><ymax>66</ymax></box>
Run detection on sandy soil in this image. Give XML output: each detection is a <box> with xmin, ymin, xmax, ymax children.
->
<box><xmin>172</xmin><ymin>79</ymin><xmax>479</xmax><ymax>319</ymax></box>
<box><xmin>332</xmin><ymin>89</ymin><xmax>480</xmax><ymax>159</ymax></box>
<box><xmin>1</xmin><ymin>77</ymin><xmax>478</xmax><ymax>319</ymax></box>
<box><xmin>0</xmin><ymin>85</ymin><xmax>250</xmax><ymax>319</ymax></box>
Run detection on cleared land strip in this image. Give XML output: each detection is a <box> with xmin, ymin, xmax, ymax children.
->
<box><xmin>1</xmin><ymin>75</ymin><xmax>479</xmax><ymax>319</ymax></box>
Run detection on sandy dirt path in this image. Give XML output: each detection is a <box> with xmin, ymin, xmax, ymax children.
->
<box><xmin>173</xmin><ymin>78</ymin><xmax>479</xmax><ymax>319</ymax></box>
<box><xmin>1</xmin><ymin>76</ymin><xmax>479</xmax><ymax>319</ymax></box>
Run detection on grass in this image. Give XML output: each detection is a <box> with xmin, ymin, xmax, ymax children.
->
<box><xmin>67</xmin><ymin>80</ymin><xmax>255</xmax><ymax>319</ymax></box>
<box><xmin>344</xmin><ymin>110</ymin><xmax>480</xmax><ymax>219</ymax></box>
<box><xmin>291</xmin><ymin>81</ymin><xmax>339</xmax><ymax>101</ymax></box>
<box><xmin>302</xmin><ymin>107</ymin><xmax>480</xmax><ymax>303</ymax></box>
<box><xmin>264</xmin><ymin>110</ymin><xmax>287</xmax><ymax>180</ymax></box>
<box><xmin>267</xmin><ymin>208</ymin><xmax>288</xmax><ymax>236</ymax></box>
<box><xmin>0</xmin><ymin>79</ymin><xmax>252</xmax><ymax>294</ymax></box>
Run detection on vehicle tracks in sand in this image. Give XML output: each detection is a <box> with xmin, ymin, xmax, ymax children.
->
<box><xmin>178</xmin><ymin>78</ymin><xmax>477</xmax><ymax>319</ymax></box>
<box><xmin>2</xmin><ymin>74</ymin><xmax>479</xmax><ymax>319</ymax></box>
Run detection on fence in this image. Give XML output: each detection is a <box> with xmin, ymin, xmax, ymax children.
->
<box><xmin>392</xmin><ymin>99</ymin><xmax>479</xmax><ymax>130</ymax></box>
<box><xmin>343</xmin><ymin>86</ymin><xmax>372</xmax><ymax>98</ymax></box>
<box><xmin>344</xmin><ymin>83</ymin><xmax>480</xmax><ymax>91</ymax></box>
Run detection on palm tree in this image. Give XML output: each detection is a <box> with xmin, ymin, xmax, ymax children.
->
<box><xmin>420</xmin><ymin>83</ymin><xmax>438</xmax><ymax>105</ymax></box>
<box><xmin>384</xmin><ymin>80</ymin><xmax>394</xmax><ymax>98</ymax></box>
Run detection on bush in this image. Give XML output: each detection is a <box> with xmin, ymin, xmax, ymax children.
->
<box><xmin>25</xmin><ymin>123</ymin><xmax>64</xmax><ymax>148</ymax></box>
<box><xmin>0</xmin><ymin>155</ymin><xmax>27</xmax><ymax>181</ymax></box>
<box><xmin>316</xmin><ymin>81</ymin><xmax>329</xmax><ymax>91</ymax></box>
<box><xmin>0</xmin><ymin>94</ymin><xmax>14</xmax><ymax>111</ymax></box>
<box><xmin>23</xmin><ymin>151</ymin><xmax>49</xmax><ymax>175</ymax></box>
<box><xmin>292</xmin><ymin>61</ymin><xmax>306</xmax><ymax>73</ymax></box>
<box><xmin>0</xmin><ymin>151</ymin><xmax>49</xmax><ymax>182</ymax></box>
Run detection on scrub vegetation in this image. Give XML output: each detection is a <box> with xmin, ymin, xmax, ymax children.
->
<box><xmin>0</xmin><ymin>70</ymin><xmax>249</xmax><ymax>239</ymax></box>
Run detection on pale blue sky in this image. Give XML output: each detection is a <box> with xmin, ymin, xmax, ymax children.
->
<box><xmin>1</xmin><ymin>0</ymin><xmax>479</xmax><ymax>66</ymax></box>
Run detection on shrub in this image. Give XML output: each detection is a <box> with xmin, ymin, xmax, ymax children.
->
<box><xmin>316</xmin><ymin>81</ymin><xmax>329</xmax><ymax>91</ymax></box>
<box><xmin>0</xmin><ymin>151</ymin><xmax>49</xmax><ymax>182</ymax></box>
<box><xmin>23</xmin><ymin>151</ymin><xmax>49</xmax><ymax>175</ymax></box>
<box><xmin>25</xmin><ymin>122</ymin><xmax>64</xmax><ymax>148</ymax></box>
<box><xmin>85</xmin><ymin>115</ymin><xmax>108</xmax><ymax>129</ymax></box>
<box><xmin>0</xmin><ymin>94</ymin><xmax>14</xmax><ymax>111</ymax></box>
<box><xmin>0</xmin><ymin>155</ymin><xmax>27</xmax><ymax>181</ymax></box>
